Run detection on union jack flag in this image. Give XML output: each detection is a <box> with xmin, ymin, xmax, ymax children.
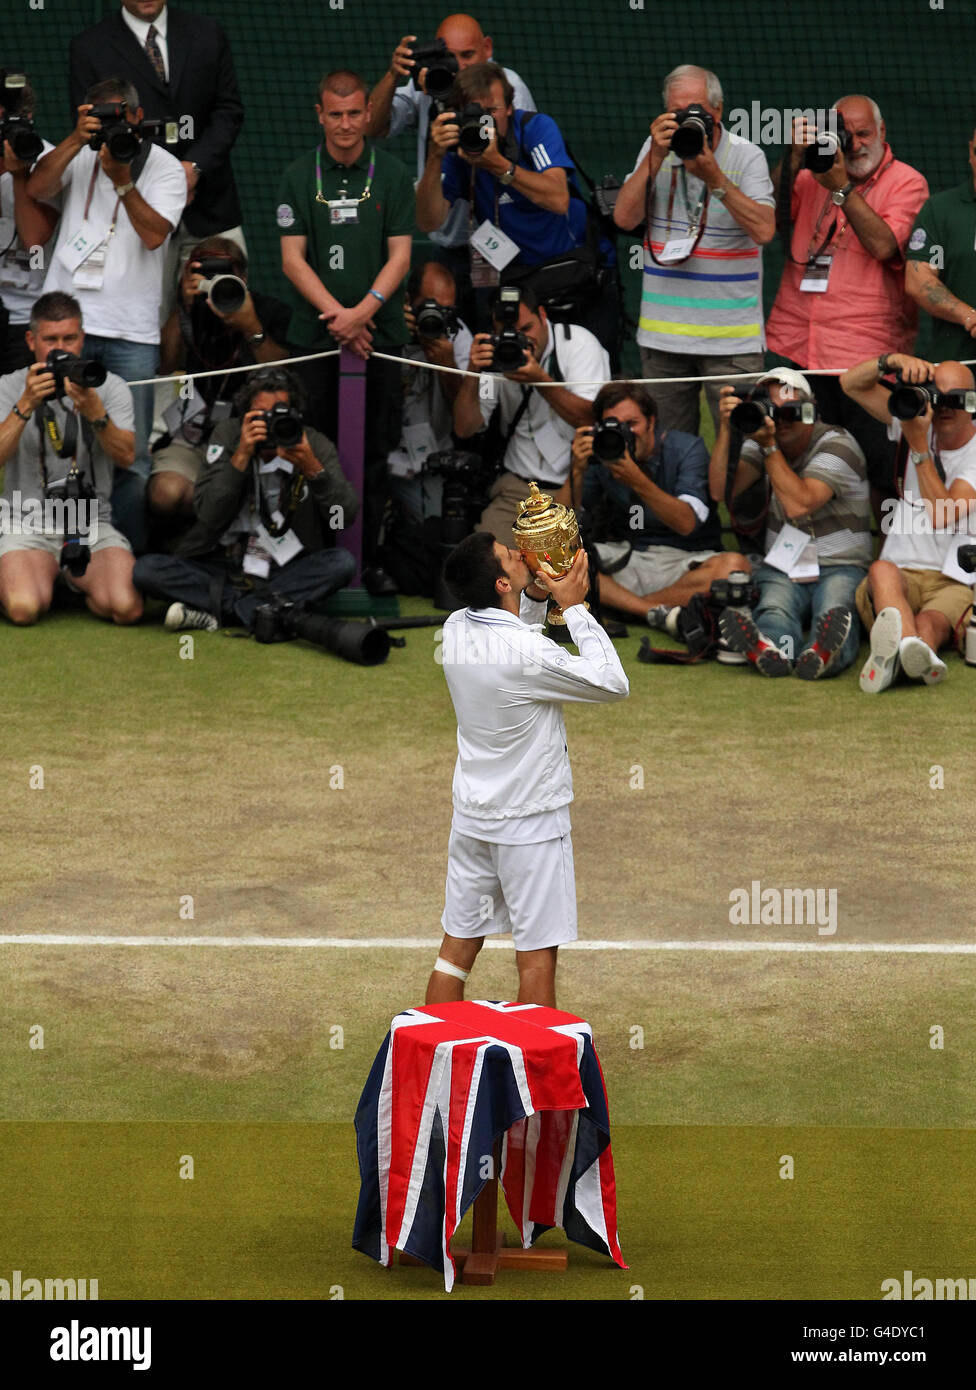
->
<box><xmin>353</xmin><ymin>1000</ymin><xmax>627</xmax><ymax>1290</ymax></box>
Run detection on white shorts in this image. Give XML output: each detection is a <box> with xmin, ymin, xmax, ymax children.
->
<box><xmin>441</xmin><ymin>829</ymin><xmax>578</xmax><ymax>952</ymax></box>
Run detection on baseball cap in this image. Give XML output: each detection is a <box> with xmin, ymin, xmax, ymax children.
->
<box><xmin>756</xmin><ymin>367</ymin><xmax>815</xmax><ymax>401</ymax></box>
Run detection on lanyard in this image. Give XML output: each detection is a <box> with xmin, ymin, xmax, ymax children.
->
<box><xmin>807</xmin><ymin>151</ymin><xmax>894</xmax><ymax>261</ymax></box>
<box><xmin>645</xmin><ymin>163</ymin><xmax>710</xmax><ymax>267</ymax></box>
<box><xmin>251</xmin><ymin>459</ymin><xmax>305</xmax><ymax>537</ymax></box>
<box><xmin>315</xmin><ymin>144</ymin><xmax>374</xmax><ymax>205</ymax></box>
<box><xmin>83</xmin><ymin>161</ymin><xmax>121</xmax><ymax>241</ymax></box>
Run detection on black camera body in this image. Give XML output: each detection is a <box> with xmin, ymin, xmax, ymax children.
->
<box><xmin>0</xmin><ymin>67</ymin><xmax>43</xmax><ymax>165</ymax></box>
<box><xmin>45</xmin><ymin>464</ymin><xmax>97</xmax><ymax>578</ymax></box>
<box><xmin>803</xmin><ymin>122</ymin><xmax>854</xmax><ymax>174</ymax></box>
<box><xmin>45</xmin><ymin>349</ymin><xmax>107</xmax><ymax>395</ymax></box>
<box><xmin>414</xmin><ymin>299</ymin><xmax>459</xmax><ymax>341</ymax></box>
<box><xmin>253</xmin><ymin>594</ymin><xmax>390</xmax><ymax>665</ymax></box>
<box><xmin>410</xmin><ymin>39</ymin><xmax>459</xmax><ymax>99</ymax></box>
<box><xmin>88</xmin><ymin>100</ymin><xmax>163</xmax><ymax>163</ymax></box>
<box><xmin>729</xmin><ymin>389</ymin><xmax>773</xmax><ymax>434</ymax></box>
<box><xmin>258</xmin><ymin>402</ymin><xmax>303</xmax><ymax>449</ymax></box>
<box><xmin>881</xmin><ymin>377</ymin><xmax>976</xmax><ymax>420</ymax></box>
<box><xmin>957</xmin><ymin>544</ymin><xmax>976</xmax><ymax>575</ymax></box>
<box><xmin>591</xmin><ymin>416</ymin><xmax>637</xmax><ymax>464</ymax></box>
<box><xmin>489</xmin><ymin>286</ymin><xmax>529</xmax><ymax>371</ymax></box>
<box><xmin>671</xmin><ymin>103</ymin><xmax>715</xmax><ymax>159</ymax></box>
<box><xmin>710</xmin><ymin>569</ymin><xmax>757</xmax><ymax>609</ymax></box>
<box><xmin>456</xmin><ymin>101</ymin><xmax>494</xmax><ymax>156</ymax></box>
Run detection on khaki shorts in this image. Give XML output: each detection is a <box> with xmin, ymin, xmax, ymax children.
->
<box><xmin>0</xmin><ymin>522</ymin><xmax>132</xmax><ymax>559</ymax></box>
<box><xmin>855</xmin><ymin>567</ymin><xmax>973</xmax><ymax>642</ymax></box>
<box><xmin>150</xmin><ymin>439</ymin><xmax>205</xmax><ymax>483</ymax></box>
<box><xmin>594</xmin><ymin>540</ymin><xmax>720</xmax><ymax>595</ymax></box>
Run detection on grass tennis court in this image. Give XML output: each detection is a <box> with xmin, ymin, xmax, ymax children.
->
<box><xmin>1</xmin><ymin>600</ymin><xmax>974</xmax><ymax>1298</ymax></box>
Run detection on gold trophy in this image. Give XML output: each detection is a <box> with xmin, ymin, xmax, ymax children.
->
<box><xmin>512</xmin><ymin>480</ymin><xmax>584</xmax><ymax>625</ymax></box>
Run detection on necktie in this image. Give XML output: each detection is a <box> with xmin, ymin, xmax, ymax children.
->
<box><xmin>145</xmin><ymin>24</ymin><xmax>167</xmax><ymax>83</ymax></box>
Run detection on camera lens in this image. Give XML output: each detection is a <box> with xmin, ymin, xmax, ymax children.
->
<box><xmin>70</xmin><ymin>360</ymin><xmax>108</xmax><ymax>389</ymax></box>
<box><xmin>887</xmin><ymin>385</ymin><xmax>930</xmax><ymax>421</ymax></box>
<box><xmin>10</xmin><ymin>127</ymin><xmax>43</xmax><ymax>164</ymax></box>
<box><xmin>729</xmin><ymin>399</ymin><xmax>765</xmax><ymax>434</ymax></box>
<box><xmin>591</xmin><ymin>420</ymin><xmax>628</xmax><ymax>462</ymax></box>
<box><xmin>106</xmin><ymin>127</ymin><xmax>140</xmax><ymax>163</ymax></box>
<box><xmin>671</xmin><ymin>119</ymin><xmax>706</xmax><ymax>159</ymax></box>
<box><xmin>208</xmin><ymin>275</ymin><xmax>247</xmax><ymax>315</ymax></box>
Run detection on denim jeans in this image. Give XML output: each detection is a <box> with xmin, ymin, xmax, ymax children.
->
<box><xmin>84</xmin><ymin>335</ymin><xmax>159</xmax><ymax>555</ymax></box>
<box><xmin>752</xmin><ymin>562</ymin><xmax>865</xmax><ymax>676</ymax></box>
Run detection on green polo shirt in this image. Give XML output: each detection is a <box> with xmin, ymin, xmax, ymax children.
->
<box><xmin>906</xmin><ymin>179</ymin><xmax>976</xmax><ymax>362</ymax></box>
<box><xmin>275</xmin><ymin>142</ymin><xmax>415</xmax><ymax>349</ymax></box>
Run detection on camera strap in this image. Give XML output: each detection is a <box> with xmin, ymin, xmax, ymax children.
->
<box><xmin>35</xmin><ymin>403</ymin><xmax>94</xmax><ymax>493</ymax></box>
<box><xmin>251</xmin><ymin>457</ymin><xmax>305</xmax><ymax>538</ymax></box>
<box><xmin>643</xmin><ymin>165</ymin><xmax>709</xmax><ymax>267</ymax></box>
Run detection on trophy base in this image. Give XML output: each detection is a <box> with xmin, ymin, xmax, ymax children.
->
<box><xmin>547</xmin><ymin>601</ymin><xmax>590</xmax><ymax>627</ymax></box>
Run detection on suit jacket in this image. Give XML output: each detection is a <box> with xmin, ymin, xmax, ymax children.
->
<box><xmin>68</xmin><ymin>7</ymin><xmax>244</xmax><ymax>236</ymax></box>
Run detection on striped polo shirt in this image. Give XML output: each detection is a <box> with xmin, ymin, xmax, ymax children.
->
<box><xmin>632</xmin><ymin>128</ymin><xmax>774</xmax><ymax>355</ymax></box>
<box><xmin>742</xmin><ymin>423</ymin><xmax>872</xmax><ymax>568</ymax></box>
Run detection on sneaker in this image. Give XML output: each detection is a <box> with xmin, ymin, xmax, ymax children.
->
<box><xmin>795</xmin><ymin>606</ymin><xmax>854</xmax><ymax>681</ymax></box>
<box><xmin>719</xmin><ymin>607</ymin><xmax>793</xmax><ymax>676</ymax></box>
<box><xmin>859</xmin><ymin>606</ymin><xmax>902</xmax><ymax>693</ymax></box>
<box><xmin>646</xmin><ymin>604</ymin><xmax>681</xmax><ymax>637</ymax></box>
<box><xmin>899</xmin><ymin>635</ymin><xmax>947</xmax><ymax>685</ymax></box>
<box><xmin>715</xmin><ymin>636</ymin><xmax>748</xmax><ymax>666</ymax></box>
<box><xmin>165</xmin><ymin>602</ymin><xmax>218</xmax><ymax>633</ymax></box>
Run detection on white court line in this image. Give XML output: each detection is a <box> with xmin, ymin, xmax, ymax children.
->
<box><xmin>0</xmin><ymin>935</ymin><xmax>974</xmax><ymax>954</ymax></box>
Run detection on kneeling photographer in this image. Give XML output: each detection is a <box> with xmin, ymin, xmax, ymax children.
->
<box><xmin>133</xmin><ymin>367</ymin><xmax>358</xmax><ymax>633</ymax></box>
<box><xmin>709</xmin><ymin>369</ymin><xmax>872</xmax><ymax>679</ymax></box>
<box><xmin>0</xmin><ymin>291</ymin><xmax>141</xmax><ymax>625</ymax></box>
<box><xmin>452</xmin><ymin>285</ymin><xmax>609</xmax><ymax>538</ymax></box>
<box><xmin>572</xmin><ymin>381</ymin><xmax>747</xmax><ymax>632</ymax></box>
<box><xmin>150</xmin><ymin>237</ymin><xmax>292</xmax><ymax>529</ymax></box>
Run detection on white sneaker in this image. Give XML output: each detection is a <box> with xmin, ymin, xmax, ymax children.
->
<box><xmin>646</xmin><ymin>604</ymin><xmax>681</xmax><ymax>637</ymax></box>
<box><xmin>899</xmin><ymin>635</ymin><xmax>947</xmax><ymax>685</ymax></box>
<box><xmin>164</xmin><ymin>602</ymin><xmax>218</xmax><ymax>633</ymax></box>
<box><xmin>859</xmin><ymin>606</ymin><xmax>902</xmax><ymax>693</ymax></box>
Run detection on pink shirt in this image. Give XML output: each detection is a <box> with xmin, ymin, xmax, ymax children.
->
<box><xmin>766</xmin><ymin>147</ymin><xmax>928</xmax><ymax>368</ymax></box>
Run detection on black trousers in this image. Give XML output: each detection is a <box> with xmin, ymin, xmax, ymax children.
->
<box><xmin>289</xmin><ymin>350</ymin><xmax>403</xmax><ymax>568</ymax></box>
<box><xmin>133</xmin><ymin>548</ymin><xmax>356</xmax><ymax>629</ymax></box>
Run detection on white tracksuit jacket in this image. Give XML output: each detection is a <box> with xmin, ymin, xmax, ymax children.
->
<box><xmin>440</xmin><ymin>593</ymin><xmax>630</xmax><ymax>824</ymax></box>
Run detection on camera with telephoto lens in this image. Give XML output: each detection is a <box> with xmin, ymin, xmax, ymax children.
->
<box><xmin>0</xmin><ymin>69</ymin><xmax>43</xmax><ymax>164</ymax></box>
<box><xmin>670</xmin><ymin>103</ymin><xmax>715</xmax><ymax>159</ymax></box>
<box><xmin>880</xmin><ymin>376</ymin><xmax>976</xmax><ymax>420</ymax></box>
<box><xmin>456</xmin><ymin>101</ymin><xmax>493</xmax><ymax>156</ymax></box>
<box><xmin>425</xmin><ymin>449</ymin><xmax>486</xmax><ymax>548</ymax></box>
<box><xmin>413</xmin><ymin>299</ymin><xmax>459</xmax><ymax>341</ymax></box>
<box><xmin>490</xmin><ymin>286</ymin><xmax>530</xmax><ymax>371</ymax></box>
<box><xmin>190</xmin><ymin>255</ymin><xmax>247</xmax><ymax>315</ymax></box>
<box><xmin>45</xmin><ymin>349</ymin><xmax>107</xmax><ymax>395</ymax></box>
<box><xmin>87</xmin><ymin>100</ymin><xmax>164</xmax><ymax>163</ymax></box>
<box><xmin>252</xmin><ymin>593</ymin><xmax>390</xmax><ymax>665</ymax></box>
<box><xmin>803</xmin><ymin>121</ymin><xmax>854</xmax><ymax>174</ymax></box>
<box><xmin>709</xmin><ymin>569</ymin><xmax>758</xmax><ymax>609</ymax></box>
<box><xmin>591</xmin><ymin>416</ymin><xmax>637</xmax><ymax>464</ymax></box>
<box><xmin>45</xmin><ymin>464</ymin><xmax>97</xmax><ymax>578</ymax></box>
<box><xmin>729</xmin><ymin>388</ymin><xmax>773</xmax><ymax>434</ymax></box>
<box><xmin>409</xmin><ymin>38</ymin><xmax>459</xmax><ymax>99</ymax></box>
<box><xmin>257</xmin><ymin>402</ymin><xmax>303</xmax><ymax>449</ymax></box>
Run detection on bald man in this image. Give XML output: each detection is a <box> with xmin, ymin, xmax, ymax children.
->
<box><xmin>367</xmin><ymin>13</ymin><xmax>534</xmax><ymax>253</ymax></box>
<box><xmin>841</xmin><ymin>351</ymin><xmax>976</xmax><ymax>691</ymax></box>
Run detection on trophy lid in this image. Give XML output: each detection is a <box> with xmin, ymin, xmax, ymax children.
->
<box><xmin>513</xmin><ymin>481</ymin><xmax>567</xmax><ymax>540</ymax></box>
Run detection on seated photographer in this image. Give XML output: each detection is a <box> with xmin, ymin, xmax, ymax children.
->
<box><xmin>840</xmin><ymin>353</ymin><xmax>976</xmax><ymax>693</ymax></box>
<box><xmin>0</xmin><ymin>291</ymin><xmax>141</xmax><ymax>625</ymax></box>
<box><xmin>390</xmin><ymin>260</ymin><xmax>473</xmax><ymax>523</ymax></box>
<box><xmin>132</xmin><ymin>367</ymin><xmax>358</xmax><ymax>632</ymax></box>
<box><xmin>150</xmin><ymin>237</ymin><xmax>292</xmax><ymax>526</ymax></box>
<box><xmin>710</xmin><ymin>369</ymin><xmax>871</xmax><ymax>679</ymax></box>
<box><xmin>0</xmin><ymin>70</ymin><xmax>61</xmax><ymax>375</ymax></box>
<box><xmin>29</xmin><ymin>77</ymin><xmax>186</xmax><ymax>553</ymax></box>
<box><xmin>569</xmin><ymin>382</ymin><xmax>746</xmax><ymax>627</ymax></box>
<box><xmin>416</xmin><ymin>62</ymin><xmax>585</xmax><ymax>325</ymax></box>
<box><xmin>452</xmin><ymin>285</ymin><xmax>609</xmax><ymax>537</ymax></box>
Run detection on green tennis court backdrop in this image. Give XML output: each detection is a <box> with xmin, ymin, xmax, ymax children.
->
<box><xmin>8</xmin><ymin>0</ymin><xmax>973</xmax><ymax>363</ymax></box>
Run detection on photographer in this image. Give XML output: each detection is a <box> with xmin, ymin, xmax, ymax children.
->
<box><xmin>389</xmin><ymin>261</ymin><xmax>472</xmax><ymax>523</ymax></box>
<box><xmin>0</xmin><ymin>72</ymin><xmax>60</xmax><ymax>375</ymax></box>
<box><xmin>840</xmin><ymin>353</ymin><xmax>976</xmax><ymax>692</ymax></box>
<box><xmin>767</xmin><ymin>96</ymin><xmax>928</xmax><ymax>511</ymax></box>
<box><xmin>416</xmin><ymin>62</ymin><xmax>586</xmax><ymax>323</ymax></box>
<box><xmin>0</xmin><ymin>291</ymin><xmax>141</xmax><ymax>626</ymax></box>
<box><xmin>569</xmin><ymin>382</ymin><xmax>746</xmax><ymax>626</ymax></box>
<box><xmin>710</xmin><ymin>369</ymin><xmax>871</xmax><ymax>679</ymax></box>
<box><xmin>904</xmin><ymin>128</ymin><xmax>976</xmax><ymax>366</ymax></box>
<box><xmin>29</xmin><ymin>78</ymin><xmax>186</xmax><ymax>553</ymax></box>
<box><xmin>612</xmin><ymin>65</ymin><xmax>774</xmax><ymax>435</ymax></box>
<box><xmin>367</xmin><ymin>15</ymin><xmax>534</xmax><ymax>270</ymax></box>
<box><xmin>150</xmin><ymin>237</ymin><xmax>291</xmax><ymax>525</ymax></box>
<box><xmin>452</xmin><ymin>285</ymin><xmax>609</xmax><ymax>537</ymax></box>
<box><xmin>132</xmin><ymin>367</ymin><xmax>358</xmax><ymax>632</ymax></box>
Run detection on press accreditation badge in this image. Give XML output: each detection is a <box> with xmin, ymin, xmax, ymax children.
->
<box><xmin>57</xmin><ymin>220</ymin><xmax>108</xmax><ymax>274</ymax></box>
<box><xmin>658</xmin><ymin>236</ymin><xmax>697</xmax><ymax>263</ymax></box>
<box><xmin>470</xmin><ymin>219</ymin><xmax>519</xmax><ymax>272</ymax></box>
<box><xmin>800</xmin><ymin>254</ymin><xmax>832</xmax><ymax>292</ymax></box>
<box><xmin>329</xmin><ymin>197</ymin><xmax>359</xmax><ymax>225</ymax></box>
<box><xmin>72</xmin><ymin>241</ymin><xmax>108</xmax><ymax>290</ymax></box>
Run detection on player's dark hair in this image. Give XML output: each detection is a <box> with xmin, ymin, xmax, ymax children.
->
<box><xmin>443</xmin><ymin>532</ymin><xmax>506</xmax><ymax>610</ymax></box>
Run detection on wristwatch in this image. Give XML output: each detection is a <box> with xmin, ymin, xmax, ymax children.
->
<box><xmin>711</xmin><ymin>183</ymin><xmax>729</xmax><ymax>201</ymax></box>
<box><xmin>909</xmin><ymin>449</ymin><xmax>931</xmax><ymax>467</ymax></box>
<box><xmin>499</xmin><ymin>162</ymin><xmax>517</xmax><ymax>186</ymax></box>
<box><xmin>247</xmin><ymin>331</ymin><xmax>266</xmax><ymax>346</ymax></box>
<box><xmin>760</xmin><ymin>443</ymin><xmax>779</xmax><ymax>459</ymax></box>
<box><xmin>831</xmin><ymin>181</ymin><xmax>855</xmax><ymax>206</ymax></box>
<box><xmin>91</xmin><ymin>414</ymin><xmax>110</xmax><ymax>432</ymax></box>
<box><xmin>113</xmin><ymin>181</ymin><xmax>135</xmax><ymax>197</ymax></box>
<box><xmin>190</xmin><ymin>162</ymin><xmax>202</xmax><ymax>178</ymax></box>
<box><xmin>877</xmin><ymin>353</ymin><xmax>891</xmax><ymax>376</ymax></box>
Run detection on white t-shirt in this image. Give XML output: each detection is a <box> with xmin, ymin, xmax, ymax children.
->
<box><xmin>478</xmin><ymin>321</ymin><xmax>609</xmax><ymax>487</ymax></box>
<box><xmin>0</xmin><ymin>141</ymin><xmax>59</xmax><ymax>324</ymax></box>
<box><xmin>42</xmin><ymin>143</ymin><xmax>186</xmax><ymax>345</ymax></box>
<box><xmin>881</xmin><ymin>420</ymin><xmax>976</xmax><ymax>573</ymax></box>
<box><xmin>389</xmin><ymin>318</ymin><xmax>473</xmax><ymax>477</ymax></box>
